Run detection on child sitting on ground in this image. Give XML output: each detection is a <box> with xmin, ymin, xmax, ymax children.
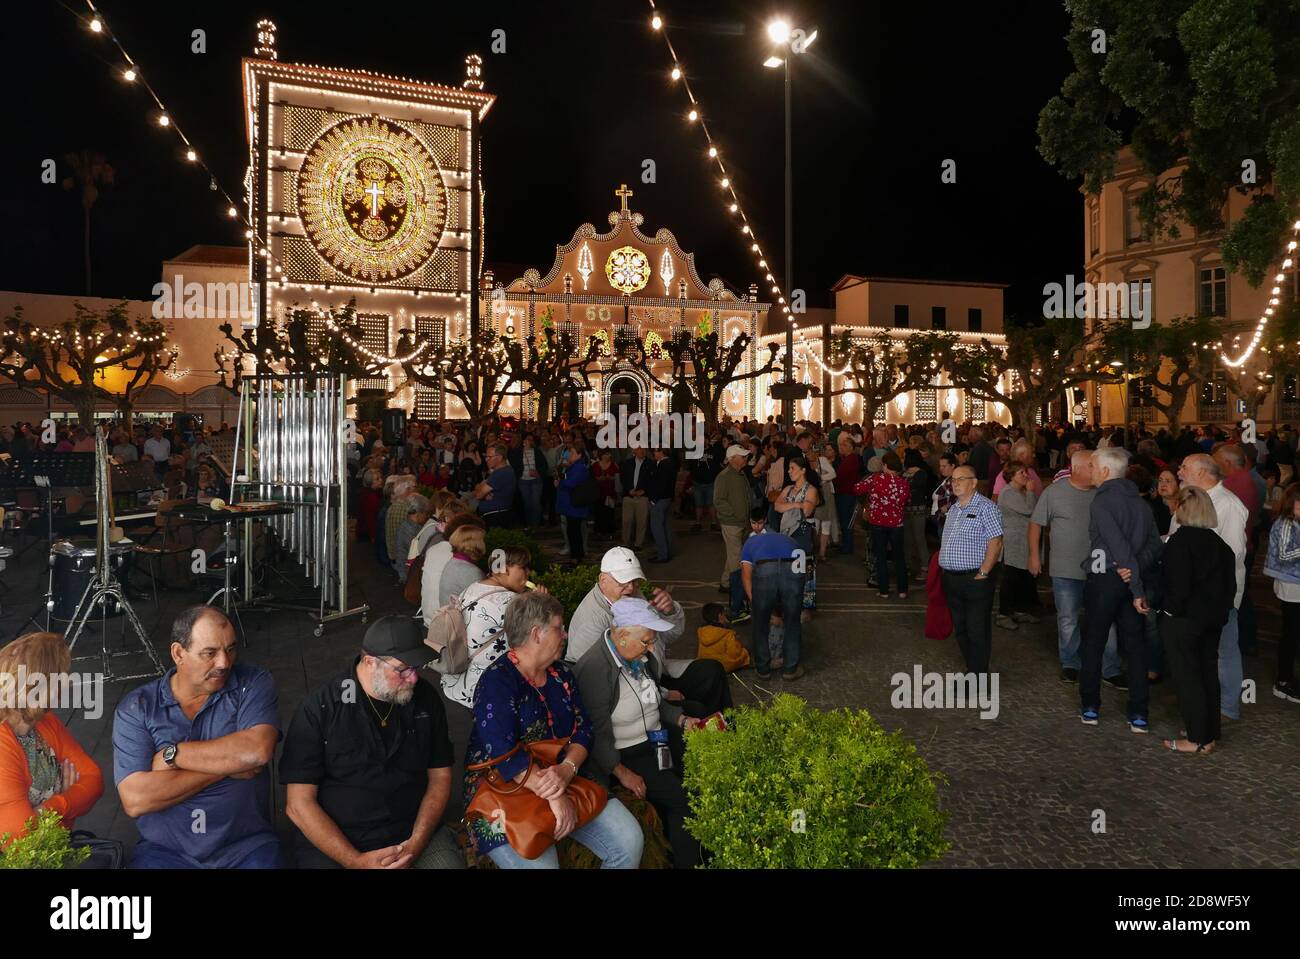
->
<box><xmin>696</xmin><ymin>603</ymin><xmax>750</xmax><ymax>672</ymax></box>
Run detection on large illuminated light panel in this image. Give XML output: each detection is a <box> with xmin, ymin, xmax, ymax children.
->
<box><xmin>241</xmin><ymin>57</ymin><xmax>494</xmax><ymax>408</ymax></box>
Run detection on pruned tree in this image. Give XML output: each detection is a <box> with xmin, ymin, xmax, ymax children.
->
<box><xmin>218</xmin><ymin>300</ymin><xmax>390</xmax><ymax>400</ymax></box>
<box><xmin>1102</xmin><ymin>314</ymin><xmax>1222</xmax><ymax>436</ymax></box>
<box><xmin>0</xmin><ymin>302</ymin><xmax>173</xmax><ymax>428</ymax></box>
<box><xmin>398</xmin><ymin>325</ymin><xmax>515</xmax><ymax>425</ymax></box>
<box><xmin>502</xmin><ymin>323</ymin><xmax>602</xmax><ymax>421</ymax></box>
<box><xmin>825</xmin><ymin>330</ymin><xmax>938</xmax><ymax>427</ymax></box>
<box><xmin>943</xmin><ymin>318</ymin><xmax>1119</xmax><ymax>429</ymax></box>
<box><xmin>624</xmin><ymin>321</ymin><xmax>778</xmax><ymax>432</ymax></box>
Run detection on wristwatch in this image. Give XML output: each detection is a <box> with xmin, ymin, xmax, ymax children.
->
<box><xmin>162</xmin><ymin>743</ymin><xmax>179</xmax><ymax>767</ymax></box>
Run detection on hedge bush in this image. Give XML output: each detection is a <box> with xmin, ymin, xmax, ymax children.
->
<box><xmin>0</xmin><ymin>809</ymin><xmax>90</xmax><ymax>869</ymax></box>
<box><xmin>682</xmin><ymin>694</ymin><xmax>949</xmax><ymax>868</ymax></box>
<box><xmin>477</xmin><ymin>528</ymin><xmax>551</xmax><ymax>576</ymax></box>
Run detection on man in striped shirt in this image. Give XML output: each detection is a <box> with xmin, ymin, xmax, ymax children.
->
<box><xmin>938</xmin><ymin>466</ymin><xmax>1004</xmax><ymax>674</ymax></box>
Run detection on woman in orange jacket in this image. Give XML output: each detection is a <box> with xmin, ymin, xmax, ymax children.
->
<box><xmin>0</xmin><ymin>632</ymin><xmax>103</xmax><ymax>843</ymax></box>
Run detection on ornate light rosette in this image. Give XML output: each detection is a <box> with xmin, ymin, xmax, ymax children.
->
<box><xmin>604</xmin><ymin>245</ymin><xmax>651</xmax><ymax>294</ymax></box>
<box><xmin>297</xmin><ymin>116</ymin><xmax>446</xmax><ymax>283</ymax></box>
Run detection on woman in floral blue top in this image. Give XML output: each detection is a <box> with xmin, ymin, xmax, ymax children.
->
<box><xmin>464</xmin><ymin>591</ymin><xmax>644</xmax><ymax>868</ymax></box>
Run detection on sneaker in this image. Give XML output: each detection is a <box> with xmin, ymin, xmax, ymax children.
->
<box><xmin>1273</xmin><ymin>679</ymin><xmax>1300</xmax><ymax>703</ymax></box>
<box><xmin>1080</xmin><ymin>708</ymin><xmax>1100</xmax><ymax>726</ymax></box>
<box><xmin>1060</xmin><ymin>667</ymin><xmax>1080</xmax><ymax>684</ymax></box>
<box><xmin>781</xmin><ymin>664</ymin><xmax>805</xmax><ymax>680</ymax></box>
<box><xmin>1128</xmin><ymin>717</ymin><xmax>1150</xmax><ymax>734</ymax></box>
<box><xmin>994</xmin><ymin>614</ymin><xmax>1019</xmax><ymax>631</ymax></box>
<box><xmin>1011</xmin><ymin>611</ymin><xmax>1040</xmax><ymax>624</ymax></box>
<box><xmin>755</xmin><ymin>668</ymin><xmax>771</xmax><ymax>680</ymax></box>
<box><xmin>730</xmin><ymin>609</ymin><xmax>752</xmax><ymax>625</ymax></box>
<box><xmin>1103</xmin><ymin>673</ymin><xmax>1129</xmax><ymax>690</ymax></box>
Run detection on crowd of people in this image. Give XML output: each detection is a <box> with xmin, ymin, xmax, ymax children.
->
<box><xmin>1</xmin><ymin>408</ymin><xmax>1297</xmax><ymax>869</ymax></box>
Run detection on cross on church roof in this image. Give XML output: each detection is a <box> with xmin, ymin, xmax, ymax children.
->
<box><xmin>615</xmin><ymin>183</ymin><xmax>633</xmax><ymax>214</ymax></box>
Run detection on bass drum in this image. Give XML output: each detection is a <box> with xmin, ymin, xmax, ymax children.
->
<box><xmin>50</xmin><ymin>539</ymin><xmax>134</xmax><ymax>622</ymax></box>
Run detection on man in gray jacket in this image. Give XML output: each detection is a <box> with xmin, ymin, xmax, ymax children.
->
<box><xmin>713</xmin><ymin>444</ymin><xmax>754</xmax><ymax>593</ymax></box>
<box><xmin>567</xmin><ymin>547</ymin><xmax>731</xmax><ymax>717</ymax></box>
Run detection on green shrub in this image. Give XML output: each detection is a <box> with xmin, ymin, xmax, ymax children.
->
<box><xmin>0</xmin><ymin>808</ymin><xmax>91</xmax><ymax>869</ymax></box>
<box><xmin>537</xmin><ymin>564</ymin><xmax>600</xmax><ymax>623</ymax></box>
<box><xmin>682</xmin><ymin>694</ymin><xmax>949</xmax><ymax>868</ymax></box>
<box><xmin>478</xmin><ymin>528</ymin><xmax>551</xmax><ymax>575</ymax></box>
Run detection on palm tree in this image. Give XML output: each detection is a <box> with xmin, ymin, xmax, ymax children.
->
<box><xmin>62</xmin><ymin>151</ymin><xmax>115</xmax><ymax>296</ymax></box>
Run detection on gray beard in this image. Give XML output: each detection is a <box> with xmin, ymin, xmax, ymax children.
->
<box><xmin>371</xmin><ymin>666</ymin><xmax>416</xmax><ymax>705</ymax></box>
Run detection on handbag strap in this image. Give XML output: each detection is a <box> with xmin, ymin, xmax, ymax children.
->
<box><xmin>466</xmin><ymin>735</ymin><xmax>572</xmax><ymax>793</ymax></box>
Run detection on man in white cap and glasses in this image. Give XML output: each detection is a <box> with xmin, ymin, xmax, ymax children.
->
<box><xmin>567</xmin><ymin>547</ymin><xmax>732</xmax><ymax>717</ymax></box>
<box><xmin>713</xmin><ymin>443</ymin><xmax>756</xmax><ymax>594</ymax></box>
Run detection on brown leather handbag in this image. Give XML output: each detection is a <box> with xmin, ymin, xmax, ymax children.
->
<box><xmin>465</xmin><ymin>737</ymin><xmax>609</xmax><ymax>860</ymax></box>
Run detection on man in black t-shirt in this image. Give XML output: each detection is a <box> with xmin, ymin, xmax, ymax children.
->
<box><xmin>280</xmin><ymin>616</ymin><xmax>464</xmax><ymax>869</ymax></box>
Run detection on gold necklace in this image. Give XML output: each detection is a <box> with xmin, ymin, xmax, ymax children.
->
<box><xmin>364</xmin><ymin>689</ymin><xmax>395</xmax><ymax>728</ymax></box>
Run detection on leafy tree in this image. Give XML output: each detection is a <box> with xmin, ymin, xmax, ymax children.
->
<box><xmin>1037</xmin><ymin>0</ymin><xmax>1300</xmax><ymax>284</ymax></box>
<box><xmin>0</xmin><ymin>302</ymin><xmax>173</xmax><ymax>428</ymax></box>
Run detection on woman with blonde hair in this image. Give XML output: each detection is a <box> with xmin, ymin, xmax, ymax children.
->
<box><xmin>0</xmin><ymin>633</ymin><xmax>104</xmax><ymax>843</ymax></box>
<box><xmin>438</xmin><ymin>524</ymin><xmax>489</xmax><ymax>606</ymax></box>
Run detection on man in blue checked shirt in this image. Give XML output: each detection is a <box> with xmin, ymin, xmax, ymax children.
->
<box><xmin>938</xmin><ymin>466</ymin><xmax>1004</xmax><ymax>674</ymax></box>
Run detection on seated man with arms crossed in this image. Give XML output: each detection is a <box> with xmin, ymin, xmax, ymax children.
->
<box><xmin>113</xmin><ymin>606</ymin><xmax>281</xmax><ymax>869</ymax></box>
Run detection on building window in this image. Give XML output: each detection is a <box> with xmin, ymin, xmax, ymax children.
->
<box><xmin>1089</xmin><ymin>201</ymin><xmax>1100</xmax><ymax>257</ymax></box>
<box><xmin>968</xmin><ymin>308</ymin><xmax>982</xmax><ymax>332</ymax></box>
<box><xmin>1282</xmin><ymin>372</ymin><xmax>1300</xmax><ymax>420</ymax></box>
<box><xmin>914</xmin><ymin>389</ymin><xmax>936</xmax><ymax>422</ymax></box>
<box><xmin>893</xmin><ymin>304</ymin><xmax>909</xmax><ymax>328</ymax></box>
<box><xmin>1124</xmin><ymin>193</ymin><xmax>1149</xmax><ymax>245</ymax></box>
<box><xmin>964</xmin><ymin>393</ymin><xmax>983</xmax><ymax>423</ymax></box>
<box><xmin>1199</xmin><ymin>364</ymin><xmax>1229</xmax><ymax>420</ymax></box>
<box><xmin>931</xmin><ymin>306</ymin><xmax>946</xmax><ymax>329</ymax></box>
<box><xmin>1199</xmin><ymin>266</ymin><xmax>1227</xmax><ymax>317</ymax></box>
<box><xmin>1128</xmin><ymin>277</ymin><xmax>1153</xmax><ymax>324</ymax></box>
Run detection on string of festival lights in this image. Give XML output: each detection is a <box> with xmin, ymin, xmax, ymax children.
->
<box><xmin>1220</xmin><ymin>220</ymin><xmax>1300</xmax><ymax>368</ymax></box>
<box><xmin>642</xmin><ymin>3</ymin><xmax>860</xmax><ymax>379</ymax></box>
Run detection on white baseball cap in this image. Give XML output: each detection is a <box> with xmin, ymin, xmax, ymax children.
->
<box><xmin>726</xmin><ymin>444</ymin><xmax>749</xmax><ymax>460</ymax></box>
<box><xmin>600</xmin><ymin>546</ymin><xmax>645</xmax><ymax>584</ymax></box>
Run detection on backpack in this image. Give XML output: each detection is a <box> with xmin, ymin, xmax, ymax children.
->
<box><xmin>424</xmin><ymin>587</ymin><xmax>509</xmax><ymax>675</ymax></box>
<box><xmin>695</xmin><ymin>625</ymin><xmax>751</xmax><ymax>672</ymax></box>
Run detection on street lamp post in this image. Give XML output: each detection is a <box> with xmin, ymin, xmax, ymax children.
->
<box><xmin>765</xmin><ymin>18</ymin><xmax>816</xmax><ymax>428</ymax></box>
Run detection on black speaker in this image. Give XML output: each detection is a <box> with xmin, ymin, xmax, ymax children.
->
<box><xmin>382</xmin><ymin>408</ymin><xmax>407</xmax><ymax>446</ymax></box>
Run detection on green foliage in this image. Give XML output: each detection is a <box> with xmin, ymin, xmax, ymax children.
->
<box><xmin>536</xmin><ymin>563</ymin><xmax>654</xmax><ymax>626</ymax></box>
<box><xmin>477</xmin><ymin>528</ymin><xmax>551</xmax><ymax>576</ymax></box>
<box><xmin>682</xmin><ymin>694</ymin><xmax>949</xmax><ymax>869</ymax></box>
<box><xmin>1037</xmin><ymin>0</ymin><xmax>1300</xmax><ymax>284</ymax></box>
<box><xmin>0</xmin><ymin>808</ymin><xmax>90</xmax><ymax>869</ymax></box>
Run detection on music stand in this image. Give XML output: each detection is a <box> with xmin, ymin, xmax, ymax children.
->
<box><xmin>64</xmin><ymin>432</ymin><xmax>165</xmax><ymax>682</ymax></box>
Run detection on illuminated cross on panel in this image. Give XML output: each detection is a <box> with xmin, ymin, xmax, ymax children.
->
<box><xmin>615</xmin><ymin>183</ymin><xmax>633</xmax><ymax>214</ymax></box>
<box><xmin>365</xmin><ymin>181</ymin><xmax>384</xmax><ymax>217</ymax></box>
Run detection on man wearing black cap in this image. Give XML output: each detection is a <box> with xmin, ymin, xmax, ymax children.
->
<box><xmin>280</xmin><ymin>616</ymin><xmax>463</xmax><ymax>869</ymax></box>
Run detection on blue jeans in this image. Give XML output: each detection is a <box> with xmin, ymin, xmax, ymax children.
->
<box><xmin>485</xmin><ymin>798</ymin><xmax>644</xmax><ymax>869</ymax></box>
<box><xmin>129</xmin><ymin>838</ymin><xmax>284</xmax><ymax>869</ymax></box>
<box><xmin>835</xmin><ymin>492</ymin><xmax>857</xmax><ymax>554</ymax></box>
<box><xmin>728</xmin><ymin>568</ymin><xmax>747</xmax><ymax>617</ymax></box>
<box><xmin>750</xmin><ymin>562</ymin><xmax>806</xmax><ymax>673</ymax></box>
<box><xmin>693</xmin><ymin>482</ymin><xmax>714</xmax><ymax>509</ymax></box>
<box><xmin>650</xmin><ymin>498</ymin><xmax>673</xmax><ymax>561</ymax></box>
<box><xmin>1052</xmin><ymin>577</ymin><xmax>1119</xmax><ymax>674</ymax></box>
<box><xmin>519</xmin><ymin>478</ymin><xmax>543</xmax><ymax>527</ymax></box>
<box><xmin>1219</xmin><ymin>607</ymin><xmax>1243</xmax><ymax>720</ymax></box>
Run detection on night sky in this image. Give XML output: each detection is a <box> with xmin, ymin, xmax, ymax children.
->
<box><xmin>8</xmin><ymin>0</ymin><xmax>1076</xmax><ymax>321</ymax></box>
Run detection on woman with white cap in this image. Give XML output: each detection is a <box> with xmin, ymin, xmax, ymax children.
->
<box><xmin>573</xmin><ymin>597</ymin><xmax>703</xmax><ymax>868</ymax></box>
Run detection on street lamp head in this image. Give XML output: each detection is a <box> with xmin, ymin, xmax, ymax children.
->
<box><xmin>763</xmin><ymin>55</ymin><xmax>785</xmax><ymax>68</ymax></box>
<box><xmin>767</xmin><ymin>18</ymin><xmax>791</xmax><ymax>44</ymax></box>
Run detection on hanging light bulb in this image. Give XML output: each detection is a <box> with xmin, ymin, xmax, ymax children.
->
<box><xmin>186</xmin><ymin>149</ymin><xmax>197</xmax><ymax>161</ymax></box>
<box><xmin>670</xmin><ymin>66</ymin><xmax>681</xmax><ymax>81</ymax></box>
<box><xmin>158</xmin><ymin>114</ymin><xmax>170</xmax><ymax>127</ymax></box>
<box><xmin>688</xmin><ymin>109</ymin><xmax>698</xmax><ymax>122</ymax></box>
<box><xmin>123</xmin><ymin>68</ymin><xmax>136</xmax><ymax>81</ymax></box>
<box><xmin>90</xmin><ymin>17</ymin><xmax>103</xmax><ymax>32</ymax></box>
<box><xmin>651</xmin><ymin>14</ymin><xmax>663</xmax><ymax>30</ymax></box>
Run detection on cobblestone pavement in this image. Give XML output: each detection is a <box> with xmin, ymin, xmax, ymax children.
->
<box><xmin>5</xmin><ymin>514</ymin><xmax>1296</xmax><ymax>867</ymax></box>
